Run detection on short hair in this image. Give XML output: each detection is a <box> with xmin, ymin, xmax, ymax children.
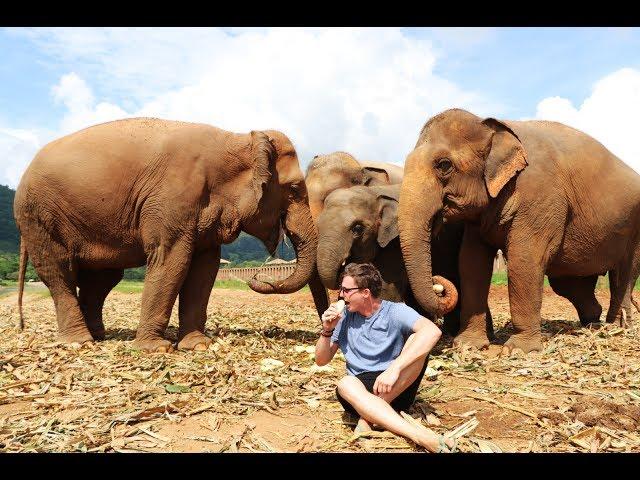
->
<box><xmin>340</xmin><ymin>263</ymin><xmax>382</xmax><ymax>297</ymax></box>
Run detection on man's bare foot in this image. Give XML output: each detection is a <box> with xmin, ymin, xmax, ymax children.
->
<box><xmin>411</xmin><ymin>428</ymin><xmax>456</xmax><ymax>453</ymax></box>
<box><xmin>354</xmin><ymin>417</ymin><xmax>373</xmax><ymax>434</ymax></box>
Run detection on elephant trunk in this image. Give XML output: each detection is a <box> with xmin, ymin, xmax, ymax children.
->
<box><xmin>398</xmin><ymin>177</ymin><xmax>457</xmax><ymax>317</ymax></box>
<box><xmin>248</xmin><ymin>200</ymin><xmax>318</xmax><ymax>294</ymax></box>
<box><xmin>307</xmin><ymin>268</ymin><xmax>330</xmax><ymax>319</ymax></box>
<box><xmin>316</xmin><ymin>229</ymin><xmax>352</xmax><ymax>290</ymax></box>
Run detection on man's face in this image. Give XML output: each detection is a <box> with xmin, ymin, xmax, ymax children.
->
<box><xmin>339</xmin><ymin>275</ymin><xmax>368</xmax><ymax>313</ymax></box>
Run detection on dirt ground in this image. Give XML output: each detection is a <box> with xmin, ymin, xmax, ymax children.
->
<box><xmin>1</xmin><ymin>282</ymin><xmax>639</xmax><ymax>453</ymax></box>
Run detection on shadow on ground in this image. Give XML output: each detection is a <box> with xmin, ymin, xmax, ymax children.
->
<box><xmin>103</xmin><ymin>325</ymin><xmax>318</xmax><ymax>344</ymax></box>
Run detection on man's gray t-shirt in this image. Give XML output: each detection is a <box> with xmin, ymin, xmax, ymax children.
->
<box><xmin>330</xmin><ymin>300</ymin><xmax>421</xmax><ymax>376</ymax></box>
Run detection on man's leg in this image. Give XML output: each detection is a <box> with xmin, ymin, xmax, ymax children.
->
<box><xmin>337</xmin><ymin>334</ymin><xmax>427</xmax><ymax>426</ymax></box>
<box><xmin>336</xmin><ymin>373</ymin><xmax>450</xmax><ymax>452</ymax></box>
<box><xmin>336</xmin><ymin>336</ymin><xmax>452</xmax><ymax>451</ymax></box>
<box><xmin>356</xmin><ymin>352</ymin><xmax>429</xmax><ymax>432</ymax></box>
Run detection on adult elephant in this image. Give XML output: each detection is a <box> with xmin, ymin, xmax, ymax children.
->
<box><xmin>316</xmin><ymin>184</ymin><xmax>458</xmax><ymax>319</ymax></box>
<box><xmin>398</xmin><ymin>108</ymin><xmax>640</xmax><ymax>354</ymax></box>
<box><xmin>14</xmin><ymin>118</ymin><xmax>322</xmax><ymax>352</ymax></box>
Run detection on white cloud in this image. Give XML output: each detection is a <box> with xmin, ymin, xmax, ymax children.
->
<box><xmin>2</xmin><ymin>27</ymin><xmax>497</xmax><ymax>188</ymax></box>
<box><xmin>52</xmin><ymin>72</ymin><xmax>95</xmax><ymax>110</ymax></box>
<box><xmin>535</xmin><ymin>68</ymin><xmax>640</xmax><ymax>173</ymax></box>
<box><xmin>51</xmin><ymin>72</ymin><xmax>129</xmax><ymax>135</ymax></box>
<box><xmin>0</xmin><ymin>128</ymin><xmax>41</xmax><ymax>188</ymax></box>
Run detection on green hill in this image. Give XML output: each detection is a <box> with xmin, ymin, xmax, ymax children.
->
<box><xmin>0</xmin><ymin>184</ymin><xmax>295</xmax><ymax>281</ymax></box>
<box><xmin>0</xmin><ymin>185</ymin><xmax>19</xmax><ymax>253</ymax></box>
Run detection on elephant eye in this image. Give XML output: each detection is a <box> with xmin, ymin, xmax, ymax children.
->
<box><xmin>351</xmin><ymin>223</ymin><xmax>365</xmax><ymax>236</ymax></box>
<box><xmin>289</xmin><ymin>182</ymin><xmax>305</xmax><ymax>199</ymax></box>
<box><xmin>435</xmin><ymin>158</ymin><xmax>453</xmax><ymax>176</ymax></box>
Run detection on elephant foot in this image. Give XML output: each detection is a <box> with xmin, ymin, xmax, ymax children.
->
<box><xmin>579</xmin><ymin>316</ymin><xmax>602</xmax><ymax>327</ymax></box>
<box><xmin>177</xmin><ymin>331</ymin><xmax>213</xmax><ymax>351</ymax></box>
<box><xmin>133</xmin><ymin>337</ymin><xmax>175</xmax><ymax>353</ymax></box>
<box><xmin>578</xmin><ymin>306</ymin><xmax>603</xmax><ymax>327</ymax></box>
<box><xmin>501</xmin><ymin>333</ymin><xmax>542</xmax><ymax>355</ymax></box>
<box><xmin>89</xmin><ymin>328</ymin><xmax>105</xmax><ymax>341</ymax></box>
<box><xmin>610</xmin><ymin>309</ymin><xmax>633</xmax><ymax>328</ymax></box>
<box><xmin>453</xmin><ymin>332</ymin><xmax>490</xmax><ymax>350</ymax></box>
<box><xmin>86</xmin><ymin>321</ymin><xmax>106</xmax><ymax>341</ymax></box>
<box><xmin>583</xmin><ymin>322</ymin><xmax>605</xmax><ymax>332</ymax></box>
<box><xmin>605</xmin><ymin>306</ymin><xmax>633</xmax><ymax>326</ymax></box>
<box><xmin>59</xmin><ymin>330</ymin><xmax>94</xmax><ymax>345</ymax></box>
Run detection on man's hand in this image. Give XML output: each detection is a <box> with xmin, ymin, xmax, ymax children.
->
<box><xmin>321</xmin><ymin>303</ymin><xmax>344</xmax><ymax>331</ymax></box>
<box><xmin>373</xmin><ymin>365</ymin><xmax>400</xmax><ymax>395</ymax></box>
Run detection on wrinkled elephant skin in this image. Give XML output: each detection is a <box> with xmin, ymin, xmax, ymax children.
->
<box><xmin>399</xmin><ymin>108</ymin><xmax>640</xmax><ymax>354</ymax></box>
<box><xmin>14</xmin><ymin>118</ymin><xmax>319</xmax><ymax>351</ymax></box>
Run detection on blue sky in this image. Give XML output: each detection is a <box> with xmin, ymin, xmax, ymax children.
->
<box><xmin>1</xmin><ymin>27</ymin><xmax>640</xmax><ymax>188</ymax></box>
<box><xmin>413</xmin><ymin>27</ymin><xmax>640</xmax><ymax>117</ymax></box>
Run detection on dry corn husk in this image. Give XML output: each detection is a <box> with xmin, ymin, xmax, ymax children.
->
<box><xmin>0</xmin><ymin>284</ymin><xmax>639</xmax><ymax>453</ymax></box>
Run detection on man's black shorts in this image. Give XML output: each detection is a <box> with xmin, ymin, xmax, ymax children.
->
<box><xmin>335</xmin><ymin>356</ymin><xmax>429</xmax><ymax>415</ymax></box>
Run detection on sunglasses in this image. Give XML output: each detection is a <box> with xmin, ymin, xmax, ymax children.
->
<box><xmin>339</xmin><ymin>286</ymin><xmax>361</xmax><ymax>294</ymax></box>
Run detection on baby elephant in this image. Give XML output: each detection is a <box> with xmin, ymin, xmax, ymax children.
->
<box><xmin>316</xmin><ymin>184</ymin><xmax>491</xmax><ymax>335</ymax></box>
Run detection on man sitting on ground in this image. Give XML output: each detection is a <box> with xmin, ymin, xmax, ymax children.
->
<box><xmin>315</xmin><ymin>262</ymin><xmax>455</xmax><ymax>453</ymax></box>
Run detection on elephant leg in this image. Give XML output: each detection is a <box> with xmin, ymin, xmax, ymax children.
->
<box><xmin>442</xmin><ymin>287</ymin><xmax>493</xmax><ymax>339</ymax></box>
<box><xmin>485</xmin><ymin>307</ymin><xmax>496</xmax><ymax>341</ymax></box>
<box><xmin>308</xmin><ymin>267</ymin><xmax>330</xmax><ymax>320</ymax></box>
<box><xmin>454</xmin><ymin>225</ymin><xmax>496</xmax><ymax>350</ymax></box>
<box><xmin>78</xmin><ymin>268</ymin><xmax>124</xmax><ymax>340</ymax></box>
<box><xmin>632</xmin><ymin>285</ymin><xmax>640</xmax><ymax>314</ymax></box>
<box><xmin>608</xmin><ymin>265</ymin><xmax>636</xmax><ymax>328</ymax></box>
<box><xmin>618</xmin><ymin>249</ymin><xmax>640</xmax><ymax>327</ymax></box>
<box><xmin>135</xmin><ymin>239</ymin><xmax>194</xmax><ymax>353</ymax></box>
<box><xmin>548</xmin><ymin>275</ymin><xmax>602</xmax><ymax>326</ymax></box>
<box><xmin>442</xmin><ymin>304</ymin><xmax>461</xmax><ymax>337</ymax></box>
<box><xmin>29</xmin><ymin>239</ymin><xmax>92</xmax><ymax>344</ymax></box>
<box><xmin>501</xmin><ymin>229</ymin><xmax>559</xmax><ymax>354</ymax></box>
<box><xmin>177</xmin><ymin>246</ymin><xmax>220</xmax><ymax>351</ymax></box>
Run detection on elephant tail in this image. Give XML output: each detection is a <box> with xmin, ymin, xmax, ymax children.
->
<box><xmin>632</xmin><ymin>290</ymin><xmax>640</xmax><ymax>314</ymax></box>
<box><xmin>17</xmin><ymin>239</ymin><xmax>28</xmax><ymax>331</ymax></box>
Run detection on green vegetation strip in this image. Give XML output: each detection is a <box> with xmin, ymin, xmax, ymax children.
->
<box><xmin>112</xmin><ymin>279</ymin><xmax>309</xmax><ymax>293</ymax></box>
<box><xmin>0</xmin><ymin>274</ymin><xmax>633</xmax><ymax>295</ymax></box>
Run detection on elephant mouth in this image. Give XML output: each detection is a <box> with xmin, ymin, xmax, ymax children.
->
<box><xmin>334</xmin><ymin>257</ymin><xmax>351</xmax><ymax>290</ymax></box>
<box><xmin>432</xmin><ymin>210</ymin><xmax>445</xmax><ymax>238</ymax></box>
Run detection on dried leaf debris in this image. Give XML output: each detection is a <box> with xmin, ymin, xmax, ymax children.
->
<box><xmin>0</xmin><ymin>285</ymin><xmax>638</xmax><ymax>452</ymax></box>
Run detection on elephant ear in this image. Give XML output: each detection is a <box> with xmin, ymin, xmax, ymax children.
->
<box><xmin>377</xmin><ymin>194</ymin><xmax>399</xmax><ymax>248</ymax></box>
<box><xmin>362</xmin><ymin>166</ymin><xmax>391</xmax><ymax>186</ymax></box>
<box><xmin>250</xmin><ymin>130</ymin><xmax>276</xmax><ymax>201</ymax></box>
<box><xmin>481</xmin><ymin>118</ymin><xmax>528</xmax><ymax>198</ymax></box>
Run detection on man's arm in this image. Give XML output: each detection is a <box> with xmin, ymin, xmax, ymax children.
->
<box><xmin>315</xmin><ymin>335</ymin><xmax>340</xmax><ymax>366</ymax></box>
<box><xmin>315</xmin><ymin>303</ymin><xmax>343</xmax><ymax>366</ymax></box>
<box><xmin>373</xmin><ymin>316</ymin><xmax>441</xmax><ymax>394</ymax></box>
<box><xmin>389</xmin><ymin>317</ymin><xmax>441</xmax><ymax>373</ymax></box>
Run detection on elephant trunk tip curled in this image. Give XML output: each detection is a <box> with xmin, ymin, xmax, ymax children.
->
<box><xmin>432</xmin><ymin>275</ymin><xmax>458</xmax><ymax>317</ymax></box>
<box><xmin>248</xmin><ymin>278</ymin><xmax>278</xmax><ymax>294</ymax></box>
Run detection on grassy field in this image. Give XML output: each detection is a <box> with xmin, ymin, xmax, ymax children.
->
<box><xmin>112</xmin><ymin>279</ymin><xmax>310</xmax><ymax>293</ymax></box>
<box><xmin>113</xmin><ymin>279</ymin><xmax>253</xmax><ymax>294</ymax></box>
<box><xmin>0</xmin><ymin>273</ymin><xmax>634</xmax><ymax>295</ymax></box>
<box><xmin>491</xmin><ymin>272</ymin><xmax>630</xmax><ymax>290</ymax></box>
<box><xmin>0</xmin><ymin>282</ymin><xmax>51</xmax><ymax>299</ymax></box>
